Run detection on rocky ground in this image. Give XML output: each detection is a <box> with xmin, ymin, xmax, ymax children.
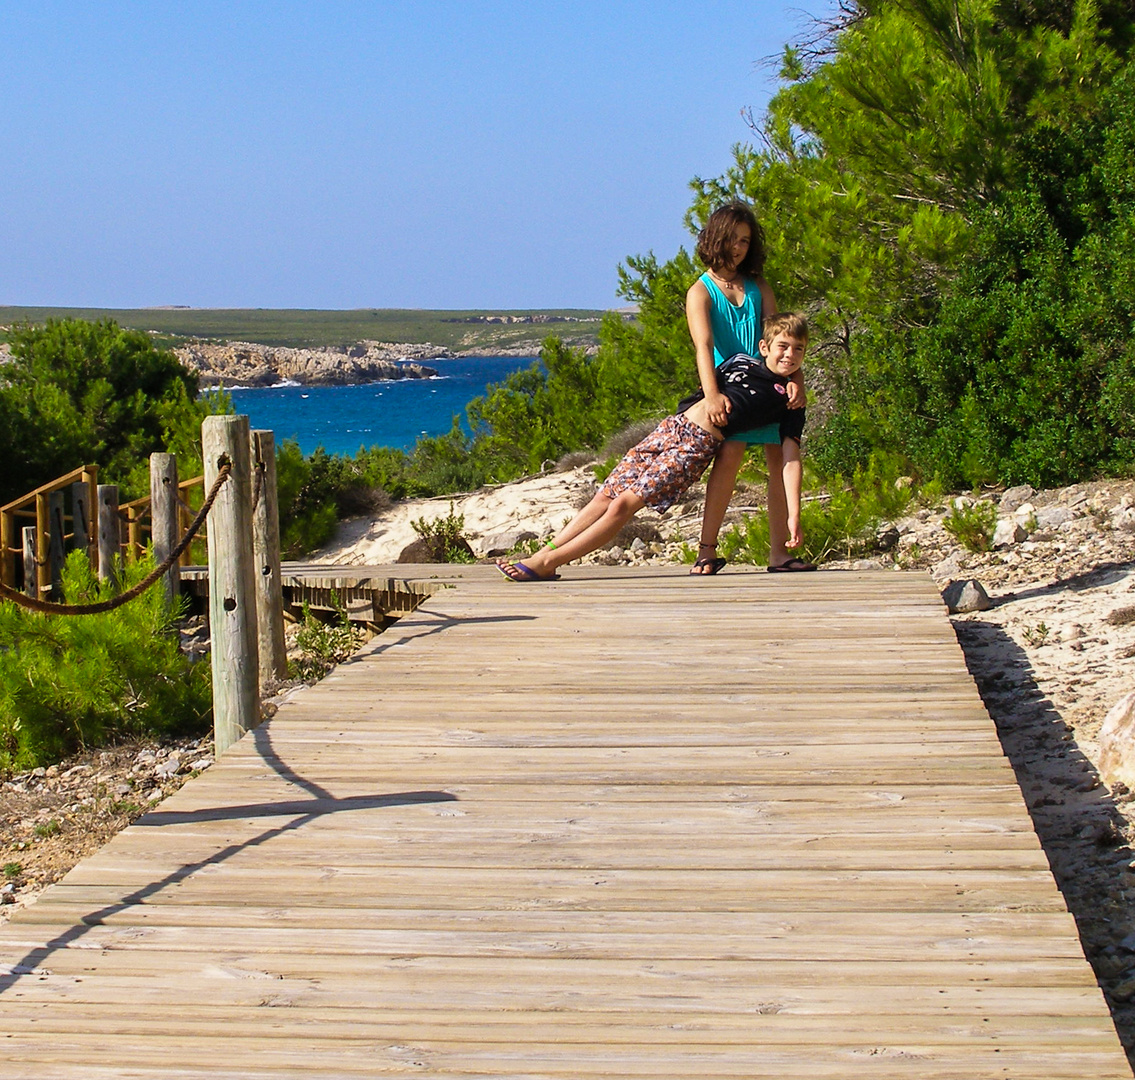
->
<box><xmin>2</xmin><ymin>471</ymin><xmax>1134</xmax><ymax>1056</ymax></box>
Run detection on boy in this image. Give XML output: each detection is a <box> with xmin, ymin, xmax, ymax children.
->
<box><xmin>497</xmin><ymin>312</ymin><xmax>810</xmax><ymax>581</ymax></box>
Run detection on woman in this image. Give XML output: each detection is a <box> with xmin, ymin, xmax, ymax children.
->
<box><xmin>685</xmin><ymin>201</ymin><xmax>813</xmax><ymax>574</ymax></box>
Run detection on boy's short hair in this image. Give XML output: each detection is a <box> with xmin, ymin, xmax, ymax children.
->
<box><xmin>763</xmin><ymin>311</ymin><xmax>809</xmax><ymax>344</ymax></box>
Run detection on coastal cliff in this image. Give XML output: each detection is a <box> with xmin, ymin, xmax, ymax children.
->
<box><xmin>174</xmin><ymin>340</ymin><xmax>442</xmax><ymax>388</ymax></box>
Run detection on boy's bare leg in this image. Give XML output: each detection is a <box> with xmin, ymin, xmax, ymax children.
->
<box><xmin>694</xmin><ymin>439</ymin><xmax>745</xmax><ymax>573</ymax></box>
<box><xmin>502</xmin><ymin>491</ymin><xmax>645</xmax><ymax>578</ymax></box>
<box><xmin>764</xmin><ymin>442</ymin><xmax>791</xmax><ymax>566</ymax></box>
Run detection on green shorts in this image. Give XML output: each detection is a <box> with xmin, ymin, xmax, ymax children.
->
<box><xmin>727</xmin><ymin>422</ymin><xmax>780</xmax><ymax>446</ymax></box>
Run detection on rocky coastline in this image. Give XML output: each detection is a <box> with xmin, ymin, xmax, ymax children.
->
<box><xmin>174</xmin><ymin>339</ymin><xmax>443</xmax><ymax>388</ymax></box>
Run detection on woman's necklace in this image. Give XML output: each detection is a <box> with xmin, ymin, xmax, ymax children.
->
<box><xmin>710</xmin><ymin>270</ymin><xmax>744</xmax><ymax>292</ymax></box>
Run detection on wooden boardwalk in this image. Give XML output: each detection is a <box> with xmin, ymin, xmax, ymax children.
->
<box><xmin>0</xmin><ymin>565</ymin><xmax>1130</xmax><ymax>1079</ymax></box>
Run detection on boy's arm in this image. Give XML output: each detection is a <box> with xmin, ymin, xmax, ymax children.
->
<box><xmin>686</xmin><ymin>281</ymin><xmax>731</xmax><ymax>428</ymax></box>
<box><xmin>781</xmin><ymin>438</ymin><xmax>803</xmax><ymax>549</ymax></box>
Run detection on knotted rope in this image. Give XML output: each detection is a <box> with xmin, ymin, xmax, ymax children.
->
<box><xmin>0</xmin><ymin>462</ymin><xmax>232</xmax><ymax>616</ymax></box>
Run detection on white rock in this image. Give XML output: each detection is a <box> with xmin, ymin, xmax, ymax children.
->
<box><xmin>1035</xmin><ymin>506</ymin><xmax>1075</xmax><ymax>530</ymax></box>
<box><xmin>154</xmin><ymin>754</ymin><xmax>183</xmax><ymax>780</ymax></box>
<box><xmin>478</xmin><ymin>529</ymin><xmax>539</xmax><ymax>558</ymax></box>
<box><xmin>1098</xmin><ymin>691</ymin><xmax>1135</xmax><ymax>792</ymax></box>
<box><xmin>1000</xmin><ymin>485</ymin><xmax>1035</xmax><ymax>512</ymax></box>
<box><xmin>993</xmin><ymin>518</ymin><xmax>1027</xmax><ymax>548</ymax></box>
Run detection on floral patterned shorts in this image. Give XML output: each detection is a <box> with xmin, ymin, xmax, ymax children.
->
<box><xmin>600</xmin><ymin>413</ymin><xmax>720</xmax><ymax>513</ymax></box>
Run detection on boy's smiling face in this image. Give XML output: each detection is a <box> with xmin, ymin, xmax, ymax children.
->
<box><xmin>759</xmin><ymin>331</ymin><xmax>806</xmax><ymax>377</ymax></box>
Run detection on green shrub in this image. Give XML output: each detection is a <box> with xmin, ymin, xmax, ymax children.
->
<box><xmin>719</xmin><ymin>456</ymin><xmax>916</xmax><ymax>567</ymax></box>
<box><xmin>290</xmin><ymin>598</ymin><xmax>363</xmax><ymax>681</ymax></box>
<box><xmin>942</xmin><ymin>499</ymin><xmax>998</xmax><ymax>552</ymax></box>
<box><xmin>410</xmin><ymin>503</ymin><xmax>476</xmax><ymax>563</ymax></box>
<box><xmin>0</xmin><ymin>552</ymin><xmax>211</xmax><ymax>772</ymax></box>
<box><xmin>0</xmin><ymin>319</ymin><xmax>226</xmax><ymax>505</ymax></box>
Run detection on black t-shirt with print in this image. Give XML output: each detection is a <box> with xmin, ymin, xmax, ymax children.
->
<box><xmin>677</xmin><ymin>353</ymin><xmax>805</xmax><ymax>443</ymax></box>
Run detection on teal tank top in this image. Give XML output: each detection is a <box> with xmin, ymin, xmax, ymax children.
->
<box><xmin>700</xmin><ymin>271</ymin><xmax>760</xmax><ymax>366</ymax></box>
<box><xmin>699</xmin><ymin>272</ymin><xmax>778</xmax><ymax>445</ymax></box>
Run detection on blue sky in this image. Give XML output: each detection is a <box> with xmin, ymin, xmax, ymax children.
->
<box><xmin>1</xmin><ymin>1</ymin><xmax>821</xmax><ymax>310</ymax></box>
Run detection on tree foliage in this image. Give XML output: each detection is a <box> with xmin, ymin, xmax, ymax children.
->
<box><xmin>680</xmin><ymin>0</ymin><xmax>1134</xmax><ymax>488</ymax></box>
<box><xmin>0</xmin><ymin>319</ymin><xmax>224</xmax><ymax>504</ymax></box>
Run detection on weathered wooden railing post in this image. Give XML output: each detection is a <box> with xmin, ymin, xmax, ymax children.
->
<box><xmin>22</xmin><ymin>528</ymin><xmax>36</xmax><ymax>598</ymax></box>
<box><xmin>82</xmin><ymin>466</ymin><xmax>98</xmax><ymax>572</ymax></box>
<box><xmin>97</xmin><ymin>485</ymin><xmax>120</xmax><ymax>585</ymax></box>
<box><xmin>48</xmin><ymin>491</ymin><xmax>65</xmax><ymax>594</ymax></box>
<box><xmin>251</xmin><ymin>430</ymin><xmax>287</xmax><ymax>690</ymax></box>
<box><xmin>71</xmin><ymin>479</ymin><xmax>94</xmax><ymax>572</ymax></box>
<box><xmin>150</xmin><ymin>452</ymin><xmax>180</xmax><ymax>608</ymax></box>
<box><xmin>203</xmin><ymin>415</ymin><xmax>260</xmax><ymax>755</ymax></box>
<box><xmin>0</xmin><ymin>511</ymin><xmax>13</xmax><ymax>589</ymax></box>
<box><xmin>35</xmin><ymin>491</ymin><xmax>50</xmax><ymax>597</ymax></box>
<box><xmin>125</xmin><ymin>504</ymin><xmax>143</xmax><ymax>564</ymax></box>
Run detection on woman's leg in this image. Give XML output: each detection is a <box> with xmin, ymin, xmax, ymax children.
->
<box><xmin>692</xmin><ymin>440</ymin><xmax>746</xmax><ymax>573</ymax></box>
<box><xmin>764</xmin><ymin>442</ymin><xmax>790</xmax><ymax>567</ymax></box>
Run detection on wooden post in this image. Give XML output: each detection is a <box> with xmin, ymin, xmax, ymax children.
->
<box><xmin>48</xmin><ymin>491</ymin><xmax>66</xmax><ymax>595</ymax></box>
<box><xmin>22</xmin><ymin>527</ymin><xmax>37</xmax><ymax>598</ymax></box>
<box><xmin>125</xmin><ymin>505</ymin><xmax>143</xmax><ymax>564</ymax></box>
<box><xmin>178</xmin><ymin>500</ymin><xmax>192</xmax><ymax>567</ymax></box>
<box><xmin>251</xmin><ymin>430</ymin><xmax>288</xmax><ymax>690</ymax></box>
<box><xmin>1</xmin><ymin>510</ymin><xmax>13</xmax><ymax>589</ymax></box>
<box><xmin>35</xmin><ymin>492</ymin><xmax>50</xmax><ymax>597</ymax></box>
<box><xmin>71</xmin><ymin>481</ymin><xmax>94</xmax><ymax>568</ymax></box>
<box><xmin>203</xmin><ymin>415</ymin><xmax>259</xmax><ymax>755</ymax></box>
<box><xmin>150</xmin><ymin>453</ymin><xmax>180</xmax><ymax>609</ymax></box>
<box><xmin>81</xmin><ymin>466</ymin><xmax>98</xmax><ymax>573</ymax></box>
<box><xmin>98</xmin><ymin>485</ymin><xmax>120</xmax><ymax>585</ymax></box>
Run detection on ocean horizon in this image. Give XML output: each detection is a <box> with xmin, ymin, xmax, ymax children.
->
<box><xmin>222</xmin><ymin>354</ymin><xmax>538</xmax><ymax>456</ymax></box>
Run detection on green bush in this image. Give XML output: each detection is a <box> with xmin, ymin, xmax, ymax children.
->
<box><xmin>410</xmin><ymin>503</ymin><xmax>476</xmax><ymax>563</ymax></box>
<box><xmin>290</xmin><ymin>598</ymin><xmax>363</xmax><ymax>681</ymax></box>
<box><xmin>0</xmin><ymin>319</ymin><xmax>226</xmax><ymax>504</ymax></box>
<box><xmin>0</xmin><ymin>553</ymin><xmax>212</xmax><ymax>772</ymax></box>
<box><xmin>719</xmin><ymin>456</ymin><xmax>917</xmax><ymax>567</ymax></box>
<box><xmin>942</xmin><ymin>499</ymin><xmax>998</xmax><ymax>552</ymax></box>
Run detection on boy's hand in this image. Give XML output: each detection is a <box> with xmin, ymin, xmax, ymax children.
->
<box><xmin>706</xmin><ymin>390</ymin><xmax>732</xmax><ymax>429</ymax></box>
<box><xmin>785</xmin><ymin>372</ymin><xmax>805</xmax><ymax>409</ymax></box>
<box><xmin>786</xmin><ymin>514</ymin><xmax>802</xmax><ymax>549</ymax></box>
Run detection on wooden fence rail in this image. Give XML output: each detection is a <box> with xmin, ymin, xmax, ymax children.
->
<box><xmin>0</xmin><ymin>465</ymin><xmax>98</xmax><ymax>594</ymax></box>
<box><xmin>0</xmin><ymin>467</ymin><xmax>206</xmax><ymax>596</ymax></box>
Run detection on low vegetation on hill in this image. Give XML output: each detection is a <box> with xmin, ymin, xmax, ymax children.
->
<box><xmin>0</xmin><ymin>305</ymin><xmax>608</xmax><ymax>353</ymax></box>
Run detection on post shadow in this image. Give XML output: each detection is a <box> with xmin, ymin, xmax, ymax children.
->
<box><xmin>0</xmin><ymin>722</ymin><xmax>456</xmax><ymax>996</ymax></box>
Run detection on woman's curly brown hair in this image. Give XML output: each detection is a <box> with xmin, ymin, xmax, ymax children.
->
<box><xmin>695</xmin><ymin>201</ymin><xmax>766</xmax><ymax>278</ymax></box>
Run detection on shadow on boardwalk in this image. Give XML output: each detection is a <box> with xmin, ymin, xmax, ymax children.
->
<box><xmin>0</xmin><ymin>721</ymin><xmax>455</xmax><ymax>996</ymax></box>
<box><xmin>956</xmin><ymin>618</ymin><xmax>1135</xmax><ymax>1065</ymax></box>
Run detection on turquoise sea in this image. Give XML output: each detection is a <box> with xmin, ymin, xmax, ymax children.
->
<box><xmin>224</xmin><ymin>355</ymin><xmax>538</xmax><ymax>456</ymax></box>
